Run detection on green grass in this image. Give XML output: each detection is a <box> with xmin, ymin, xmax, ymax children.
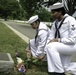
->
<box><xmin>0</xmin><ymin>22</ymin><xmax>48</xmax><ymax>75</ymax></box>
<box><xmin>0</xmin><ymin>22</ymin><xmax>27</xmax><ymax>59</ymax></box>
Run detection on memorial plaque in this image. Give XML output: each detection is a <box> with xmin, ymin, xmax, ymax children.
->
<box><xmin>0</xmin><ymin>53</ymin><xmax>9</xmax><ymax>61</ymax></box>
<box><xmin>0</xmin><ymin>53</ymin><xmax>14</xmax><ymax>74</ymax></box>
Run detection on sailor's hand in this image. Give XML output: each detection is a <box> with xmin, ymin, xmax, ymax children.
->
<box><xmin>48</xmin><ymin>38</ymin><xmax>58</xmax><ymax>44</ymax></box>
<box><xmin>37</xmin><ymin>54</ymin><xmax>46</xmax><ymax>60</ymax></box>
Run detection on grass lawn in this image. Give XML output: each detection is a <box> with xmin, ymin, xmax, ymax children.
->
<box><xmin>0</xmin><ymin>22</ymin><xmax>48</xmax><ymax>75</ymax></box>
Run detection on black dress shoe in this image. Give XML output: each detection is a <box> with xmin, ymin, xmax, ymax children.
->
<box><xmin>54</xmin><ymin>72</ymin><xmax>66</xmax><ymax>75</ymax></box>
<box><xmin>48</xmin><ymin>72</ymin><xmax>55</xmax><ymax>75</ymax></box>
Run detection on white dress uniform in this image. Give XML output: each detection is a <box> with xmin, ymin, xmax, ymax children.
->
<box><xmin>45</xmin><ymin>13</ymin><xmax>76</xmax><ymax>74</ymax></box>
<box><xmin>29</xmin><ymin>22</ymin><xmax>51</xmax><ymax>57</ymax></box>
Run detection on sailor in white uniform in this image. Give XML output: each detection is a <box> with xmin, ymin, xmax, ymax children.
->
<box><xmin>26</xmin><ymin>15</ymin><xmax>51</xmax><ymax>60</ymax></box>
<box><xmin>45</xmin><ymin>2</ymin><xmax>76</xmax><ymax>75</ymax></box>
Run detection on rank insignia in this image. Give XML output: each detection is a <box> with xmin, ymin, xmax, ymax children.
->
<box><xmin>71</xmin><ymin>25</ymin><xmax>75</xmax><ymax>30</ymax></box>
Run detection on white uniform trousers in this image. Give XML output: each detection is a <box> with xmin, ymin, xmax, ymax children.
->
<box><xmin>29</xmin><ymin>39</ymin><xmax>37</xmax><ymax>57</ymax></box>
<box><xmin>45</xmin><ymin>42</ymin><xmax>76</xmax><ymax>74</ymax></box>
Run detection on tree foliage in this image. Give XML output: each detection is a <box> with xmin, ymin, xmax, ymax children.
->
<box><xmin>19</xmin><ymin>0</ymin><xmax>43</xmax><ymax>19</ymax></box>
<box><xmin>0</xmin><ymin>0</ymin><xmax>76</xmax><ymax>21</ymax></box>
<box><xmin>35</xmin><ymin>8</ymin><xmax>51</xmax><ymax>22</ymax></box>
<box><xmin>19</xmin><ymin>0</ymin><xmax>51</xmax><ymax>21</ymax></box>
<box><xmin>19</xmin><ymin>0</ymin><xmax>76</xmax><ymax>21</ymax></box>
<box><xmin>0</xmin><ymin>0</ymin><xmax>20</xmax><ymax>20</ymax></box>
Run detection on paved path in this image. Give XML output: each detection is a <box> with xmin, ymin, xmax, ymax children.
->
<box><xmin>4</xmin><ymin>21</ymin><xmax>36</xmax><ymax>39</ymax></box>
<box><xmin>3</xmin><ymin>21</ymin><xmax>36</xmax><ymax>43</ymax></box>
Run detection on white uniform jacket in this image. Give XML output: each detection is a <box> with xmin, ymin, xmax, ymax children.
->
<box><xmin>48</xmin><ymin>14</ymin><xmax>76</xmax><ymax>45</ymax></box>
<box><xmin>30</xmin><ymin>22</ymin><xmax>51</xmax><ymax>56</ymax></box>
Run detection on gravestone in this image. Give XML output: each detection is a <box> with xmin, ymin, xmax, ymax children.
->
<box><xmin>0</xmin><ymin>53</ymin><xmax>14</xmax><ymax>75</ymax></box>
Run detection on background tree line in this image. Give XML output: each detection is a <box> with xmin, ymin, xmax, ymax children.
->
<box><xmin>0</xmin><ymin>0</ymin><xmax>76</xmax><ymax>21</ymax></box>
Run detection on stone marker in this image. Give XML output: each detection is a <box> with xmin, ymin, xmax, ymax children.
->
<box><xmin>0</xmin><ymin>53</ymin><xmax>14</xmax><ymax>74</ymax></box>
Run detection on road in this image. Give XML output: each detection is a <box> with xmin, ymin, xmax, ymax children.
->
<box><xmin>4</xmin><ymin>21</ymin><xmax>36</xmax><ymax>39</ymax></box>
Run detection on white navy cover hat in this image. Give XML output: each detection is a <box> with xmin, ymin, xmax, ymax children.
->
<box><xmin>28</xmin><ymin>15</ymin><xmax>38</xmax><ymax>24</ymax></box>
<box><xmin>50</xmin><ymin>2</ymin><xmax>69</xmax><ymax>12</ymax></box>
<box><xmin>50</xmin><ymin>2</ymin><xmax>64</xmax><ymax>10</ymax></box>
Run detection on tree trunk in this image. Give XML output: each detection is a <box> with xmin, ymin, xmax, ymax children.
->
<box><xmin>4</xmin><ymin>15</ymin><xmax>8</xmax><ymax>21</ymax></box>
